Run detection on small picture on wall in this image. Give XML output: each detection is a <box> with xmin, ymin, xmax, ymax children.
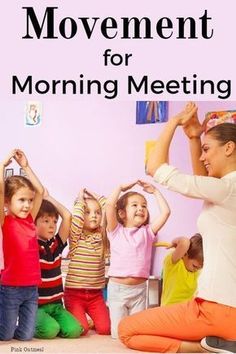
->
<box><xmin>205</xmin><ymin>110</ymin><xmax>236</xmax><ymax>131</ymax></box>
<box><xmin>136</xmin><ymin>101</ymin><xmax>168</xmax><ymax>124</ymax></box>
<box><xmin>25</xmin><ymin>101</ymin><xmax>42</xmax><ymax>127</ymax></box>
<box><xmin>19</xmin><ymin>168</ymin><xmax>27</xmax><ymax>177</ymax></box>
<box><xmin>5</xmin><ymin>168</ymin><xmax>14</xmax><ymax>178</ymax></box>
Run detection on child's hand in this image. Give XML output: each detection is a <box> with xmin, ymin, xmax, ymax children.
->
<box><xmin>166</xmin><ymin>242</ymin><xmax>175</xmax><ymax>249</ymax></box>
<box><xmin>171</xmin><ymin>237</ymin><xmax>190</xmax><ymax>249</ymax></box>
<box><xmin>14</xmin><ymin>149</ymin><xmax>28</xmax><ymax>168</ymax></box>
<box><xmin>120</xmin><ymin>181</ymin><xmax>138</xmax><ymax>192</ymax></box>
<box><xmin>171</xmin><ymin>240</ymin><xmax>178</xmax><ymax>248</ymax></box>
<box><xmin>174</xmin><ymin>102</ymin><xmax>198</xmax><ymax>126</ymax></box>
<box><xmin>84</xmin><ymin>189</ymin><xmax>98</xmax><ymax>200</ymax></box>
<box><xmin>1</xmin><ymin>150</ymin><xmax>16</xmax><ymax>167</ymax></box>
<box><xmin>138</xmin><ymin>180</ymin><xmax>156</xmax><ymax>194</ymax></box>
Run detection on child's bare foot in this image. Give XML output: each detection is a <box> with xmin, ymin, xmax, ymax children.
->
<box><xmin>88</xmin><ymin>319</ymin><xmax>95</xmax><ymax>330</ymax></box>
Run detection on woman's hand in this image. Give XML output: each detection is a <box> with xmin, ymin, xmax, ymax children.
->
<box><xmin>174</xmin><ymin>102</ymin><xmax>198</xmax><ymax>126</ymax></box>
<box><xmin>183</xmin><ymin>110</ymin><xmax>204</xmax><ymax>139</ymax></box>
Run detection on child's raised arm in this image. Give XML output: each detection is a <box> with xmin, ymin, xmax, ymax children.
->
<box><xmin>138</xmin><ymin>181</ymin><xmax>170</xmax><ymax>234</ymax></box>
<box><xmin>14</xmin><ymin>149</ymin><xmax>44</xmax><ymax>220</ymax></box>
<box><xmin>69</xmin><ymin>189</ymin><xmax>85</xmax><ymax>257</ymax></box>
<box><xmin>170</xmin><ymin>237</ymin><xmax>190</xmax><ymax>264</ymax></box>
<box><xmin>106</xmin><ymin>182</ymin><xmax>137</xmax><ymax>232</ymax></box>
<box><xmin>44</xmin><ymin>189</ymin><xmax>71</xmax><ymax>244</ymax></box>
<box><xmin>0</xmin><ymin>150</ymin><xmax>16</xmax><ymax>225</ymax></box>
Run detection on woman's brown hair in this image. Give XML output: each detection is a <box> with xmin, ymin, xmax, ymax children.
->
<box><xmin>206</xmin><ymin>123</ymin><xmax>236</xmax><ymax>145</ymax></box>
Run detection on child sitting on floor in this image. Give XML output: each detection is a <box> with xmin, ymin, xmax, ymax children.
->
<box><xmin>35</xmin><ymin>191</ymin><xmax>83</xmax><ymax>339</ymax></box>
<box><xmin>106</xmin><ymin>180</ymin><xmax>170</xmax><ymax>338</ymax></box>
<box><xmin>161</xmin><ymin>233</ymin><xmax>203</xmax><ymax>306</ymax></box>
<box><xmin>64</xmin><ymin>189</ymin><xmax>110</xmax><ymax>335</ymax></box>
<box><xmin>0</xmin><ymin>149</ymin><xmax>43</xmax><ymax>341</ymax></box>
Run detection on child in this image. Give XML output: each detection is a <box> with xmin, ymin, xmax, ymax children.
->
<box><xmin>34</xmin><ymin>191</ymin><xmax>83</xmax><ymax>339</ymax></box>
<box><xmin>161</xmin><ymin>233</ymin><xmax>203</xmax><ymax>306</ymax></box>
<box><xmin>64</xmin><ymin>189</ymin><xmax>110</xmax><ymax>335</ymax></box>
<box><xmin>106</xmin><ymin>180</ymin><xmax>170</xmax><ymax>338</ymax></box>
<box><xmin>0</xmin><ymin>227</ymin><xmax>3</xmax><ymax>273</ymax></box>
<box><xmin>0</xmin><ymin>149</ymin><xmax>43</xmax><ymax>341</ymax></box>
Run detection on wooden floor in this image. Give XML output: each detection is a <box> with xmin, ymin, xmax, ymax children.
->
<box><xmin>0</xmin><ymin>331</ymin><xmax>153</xmax><ymax>354</ymax></box>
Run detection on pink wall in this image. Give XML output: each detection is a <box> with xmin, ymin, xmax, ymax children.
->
<box><xmin>1</xmin><ymin>100</ymin><xmax>235</xmax><ymax>274</ymax></box>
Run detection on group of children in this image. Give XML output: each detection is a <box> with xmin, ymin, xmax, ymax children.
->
<box><xmin>0</xmin><ymin>149</ymin><xmax>203</xmax><ymax>342</ymax></box>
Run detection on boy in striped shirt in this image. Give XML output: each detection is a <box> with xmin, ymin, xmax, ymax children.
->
<box><xmin>34</xmin><ymin>192</ymin><xmax>83</xmax><ymax>339</ymax></box>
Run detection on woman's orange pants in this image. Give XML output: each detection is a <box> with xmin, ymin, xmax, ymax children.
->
<box><xmin>118</xmin><ymin>298</ymin><xmax>236</xmax><ymax>352</ymax></box>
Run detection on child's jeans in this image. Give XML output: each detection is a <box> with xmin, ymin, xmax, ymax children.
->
<box><xmin>64</xmin><ymin>287</ymin><xmax>110</xmax><ymax>335</ymax></box>
<box><xmin>107</xmin><ymin>280</ymin><xmax>147</xmax><ymax>339</ymax></box>
<box><xmin>0</xmin><ymin>285</ymin><xmax>38</xmax><ymax>341</ymax></box>
<box><xmin>34</xmin><ymin>302</ymin><xmax>83</xmax><ymax>339</ymax></box>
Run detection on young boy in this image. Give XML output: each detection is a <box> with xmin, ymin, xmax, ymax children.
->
<box><xmin>35</xmin><ymin>192</ymin><xmax>83</xmax><ymax>339</ymax></box>
<box><xmin>161</xmin><ymin>233</ymin><xmax>203</xmax><ymax>306</ymax></box>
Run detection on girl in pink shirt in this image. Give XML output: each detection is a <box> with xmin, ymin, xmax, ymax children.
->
<box><xmin>105</xmin><ymin>180</ymin><xmax>170</xmax><ymax>338</ymax></box>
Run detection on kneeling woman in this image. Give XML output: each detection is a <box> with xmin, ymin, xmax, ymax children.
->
<box><xmin>118</xmin><ymin>103</ymin><xmax>236</xmax><ymax>353</ymax></box>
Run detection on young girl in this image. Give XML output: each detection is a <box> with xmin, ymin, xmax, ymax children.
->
<box><xmin>0</xmin><ymin>149</ymin><xmax>44</xmax><ymax>341</ymax></box>
<box><xmin>64</xmin><ymin>189</ymin><xmax>110</xmax><ymax>335</ymax></box>
<box><xmin>0</xmin><ymin>227</ymin><xmax>3</xmax><ymax>273</ymax></box>
<box><xmin>106</xmin><ymin>180</ymin><xmax>170</xmax><ymax>339</ymax></box>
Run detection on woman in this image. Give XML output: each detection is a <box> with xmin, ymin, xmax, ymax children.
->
<box><xmin>118</xmin><ymin>102</ymin><xmax>236</xmax><ymax>353</ymax></box>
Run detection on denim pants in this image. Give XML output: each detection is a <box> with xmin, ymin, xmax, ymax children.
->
<box><xmin>0</xmin><ymin>285</ymin><xmax>38</xmax><ymax>341</ymax></box>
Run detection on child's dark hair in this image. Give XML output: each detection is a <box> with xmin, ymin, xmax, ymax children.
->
<box><xmin>206</xmin><ymin>123</ymin><xmax>236</xmax><ymax>145</ymax></box>
<box><xmin>116</xmin><ymin>191</ymin><xmax>150</xmax><ymax>225</ymax></box>
<box><xmin>5</xmin><ymin>175</ymin><xmax>35</xmax><ymax>200</ymax></box>
<box><xmin>35</xmin><ymin>200</ymin><xmax>59</xmax><ymax>222</ymax></box>
<box><xmin>187</xmin><ymin>233</ymin><xmax>203</xmax><ymax>264</ymax></box>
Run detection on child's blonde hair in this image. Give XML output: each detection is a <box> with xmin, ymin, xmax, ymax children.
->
<box><xmin>5</xmin><ymin>176</ymin><xmax>35</xmax><ymax>201</ymax></box>
<box><xmin>116</xmin><ymin>192</ymin><xmax>150</xmax><ymax>226</ymax></box>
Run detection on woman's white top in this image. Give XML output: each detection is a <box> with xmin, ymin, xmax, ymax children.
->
<box><xmin>154</xmin><ymin>163</ymin><xmax>236</xmax><ymax>307</ymax></box>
